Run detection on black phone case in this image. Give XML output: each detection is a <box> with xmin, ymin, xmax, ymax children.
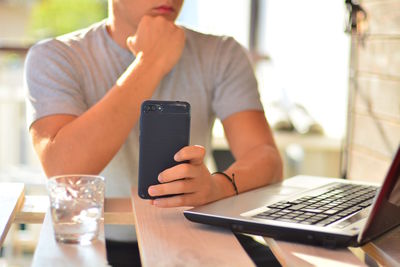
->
<box><xmin>138</xmin><ymin>100</ymin><xmax>191</xmax><ymax>199</ymax></box>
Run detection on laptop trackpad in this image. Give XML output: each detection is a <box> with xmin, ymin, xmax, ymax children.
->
<box><xmin>269</xmin><ymin>186</ymin><xmax>305</xmax><ymax>196</ymax></box>
<box><xmin>226</xmin><ymin>185</ymin><xmax>307</xmax><ymax>215</ymax></box>
<box><xmin>333</xmin><ymin>207</ymin><xmax>371</xmax><ymax>229</ymax></box>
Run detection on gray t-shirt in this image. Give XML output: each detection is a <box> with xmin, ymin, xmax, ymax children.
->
<box><xmin>25</xmin><ymin>20</ymin><xmax>263</xmax><ymax>240</ymax></box>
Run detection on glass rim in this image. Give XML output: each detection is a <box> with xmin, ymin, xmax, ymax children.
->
<box><xmin>48</xmin><ymin>174</ymin><xmax>105</xmax><ymax>182</ymax></box>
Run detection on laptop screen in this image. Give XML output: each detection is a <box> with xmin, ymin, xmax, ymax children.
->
<box><xmin>358</xmin><ymin>145</ymin><xmax>400</xmax><ymax>244</ymax></box>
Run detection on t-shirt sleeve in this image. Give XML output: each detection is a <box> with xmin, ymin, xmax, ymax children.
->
<box><xmin>24</xmin><ymin>40</ymin><xmax>87</xmax><ymax>128</ymax></box>
<box><xmin>211</xmin><ymin>37</ymin><xmax>263</xmax><ymax>121</ymax></box>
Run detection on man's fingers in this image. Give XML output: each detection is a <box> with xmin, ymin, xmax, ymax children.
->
<box><xmin>148</xmin><ymin>178</ymin><xmax>195</xmax><ymax>197</ymax></box>
<box><xmin>174</xmin><ymin>145</ymin><xmax>205</xmax><ymax>165</ymax></box>
<box><xmin>152</xmin><ymin>193</ymin><xmax>201</xmax><ymax>208</ymax></box>
<box><xmin>158</xmin><ymin>163</ymin><xmax>197</xmax><ymax>183</ymax></box>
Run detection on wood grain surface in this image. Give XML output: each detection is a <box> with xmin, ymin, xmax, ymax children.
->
<box><xmin>31</xmin><ymin>211</ymin><xmax>108</xmax><ymax>267</ymax></box>
<box><xmin>131</xmin><ymin>187</ymin><xmax>254</xmax><ymax>267</ymax></box>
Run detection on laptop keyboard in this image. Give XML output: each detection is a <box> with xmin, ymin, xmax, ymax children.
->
<box><xmin>253</xmin><ymin>182</ymin><xmax>379</xmax><ymax>227</ymax></box>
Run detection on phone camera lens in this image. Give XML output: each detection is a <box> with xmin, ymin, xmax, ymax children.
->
<box><xmin>151</xmin><ymin>105</ymin><xmax>156</xmax><ymax>111</ymax></box>
<box><xmin>144</xmin><ymin>105</ymin><xmax>150</xmax><ymax>112</ymax></box>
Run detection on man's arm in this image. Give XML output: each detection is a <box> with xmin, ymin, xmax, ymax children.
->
<box><xmin>217</xmin><ymin>110</ymin><xmax>283</xmax><ymax>195</ymax></box>
<box><xmin>30</xmin><ymin>56</ymin><xmax>161</xmax><ymax>176</ymax></box>
<box><xmin>29</xmin><ymin>16</ymin><xmax>185</xmax><ymax>177</ymax></box>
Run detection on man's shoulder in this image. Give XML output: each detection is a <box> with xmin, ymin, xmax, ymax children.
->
<box><xmin>29</xmin><ymin>20</ymin><xmax>106</xmax><ymax>57</ymax></box>
<box><xmin>182</xmin><ymin>26</ymin><xmax>246</xmax><ymax>59</ymax></box>
<box><xmin>56</xmin><ymin>20</ymin><xmax>106</xmax><ymax>43</ymax></box>
<box><xmin>183</xmin><ymin>26</ymin><xmax>237</xmax><ymax>47</ymax></box>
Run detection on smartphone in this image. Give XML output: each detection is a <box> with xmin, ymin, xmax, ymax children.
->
<box><xmin>138</xmin><ymin>100</ymin><xmax>191</xmax><ymax>199</ymax></box>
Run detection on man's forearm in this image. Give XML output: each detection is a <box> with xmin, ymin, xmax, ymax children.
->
<box><xmin>214</xmin><ymin>144</ymin><xmax>283</xmax><ymax>198</ymax></box>
<box><xmin>30</xmin><ymin>16</ymin><xmax>186</xmax><ymax>177</ymax></box>
<box><xmin>39</xmin><ymin>55</ymin><xmax>163</xmax><ymax>176</ymax></box>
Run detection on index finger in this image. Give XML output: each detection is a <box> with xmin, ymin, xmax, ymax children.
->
<box><xmin>174</xmin><ymin>145</ymin><xmax>205</xmax><ymax>165</ymax></box>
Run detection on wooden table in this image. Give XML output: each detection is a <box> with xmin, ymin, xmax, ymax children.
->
<box><xmin>5</xmin><ymin>187</ymin><xmax>398</xmax><ymax>267</ymax></box>
<box><xmin>20</xmin><ymin>198</ymin><xmax>134</xmax><ymax>267</ymax></box>
<box><xmin>31</xmin><ymin>211</ymin><xmax>108</xmax><ymax>267</ymax></box>
<box><xmin>130</xmin><ymin>187</ymin><xmax>400</xmax><ymax>267</ymax></box>
<box><xmin>130</xmin><ymin>187</ymin><xmax>254</xmax><ymax>267</ymax></box>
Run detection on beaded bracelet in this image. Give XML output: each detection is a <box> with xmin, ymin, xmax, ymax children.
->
<box><xmin>212</xmin><ymin>171</ymin><xmax>238</xmax><ymax>195</ymax></box>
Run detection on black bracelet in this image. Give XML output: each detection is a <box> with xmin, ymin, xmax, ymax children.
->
<box><xmin>212</xmin><ymin>171</ymin><xmax>239</xmax><ymax>195</ymax></box>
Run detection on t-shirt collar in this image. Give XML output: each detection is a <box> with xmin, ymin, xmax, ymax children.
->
<box><xmin>101</xmin><ymin>20</ymin><xmax>135</xmax><ymax>64</ymax></box>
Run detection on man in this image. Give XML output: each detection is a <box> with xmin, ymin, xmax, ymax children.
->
<box><xmin>25</xmin><ymin>0</ymin><xmax>282</xmax><ymax>265</ymax></box>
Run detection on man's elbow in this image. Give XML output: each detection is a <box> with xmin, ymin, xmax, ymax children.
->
<box><xmin>34</xmin><ymin>140</ymin><xmax>68</xmax><ymax>178</ymax></box>
<box><xmin>39</xmin><ymin>149</ymin><xmax>65</xmax><ymax>178</ymax></box>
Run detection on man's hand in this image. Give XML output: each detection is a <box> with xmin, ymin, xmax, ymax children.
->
<box><xmin>127</xmin><ymin>15</ymin><xmax>185</xmax><ymax>77</ymax></box>
<box><xmin>148</xmin><ymin>146</ymin><xmax>230</xmax><ymax>207</ymax></box>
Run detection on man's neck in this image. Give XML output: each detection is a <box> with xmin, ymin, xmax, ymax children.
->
<box><xmin>106</xmin><ymin>16</ymin><xmax>137</xmax><ymax>51</ymax></box>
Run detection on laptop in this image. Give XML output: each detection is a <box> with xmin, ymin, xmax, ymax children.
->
<box><xmin>184</xmin><ymin>145</ymin><xmax>400</xmax><ymax>247</ymax></box>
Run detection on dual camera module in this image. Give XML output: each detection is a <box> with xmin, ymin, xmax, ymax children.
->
<box><xmin>144</xmin><ymin>104</ymin><xmax>163</xmax><ymax>113</ymax></box>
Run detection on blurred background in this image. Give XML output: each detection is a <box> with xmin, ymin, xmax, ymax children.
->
<box><xmin>0</xmin><ymin>0</ymin><xmax>349</xmax><ymax>182</ymax></box>
<box><xmin>0</xmin><ymin>0</ymin><xmax>399</xmax><ymax>266</ymax></box>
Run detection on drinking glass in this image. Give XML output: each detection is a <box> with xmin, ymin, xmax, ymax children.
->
<box><xmin>47</xmin><ymin>175</ymin><xmax>105</xmax><ymax>245</ymax></box>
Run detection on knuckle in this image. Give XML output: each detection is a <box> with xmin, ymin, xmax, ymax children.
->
<box><xmin>176</xmin><ymin>197</ymin><xmax>185</xmax><ymax>206</ymax></box>
<box><xmin>176</xmin><ymin>181</ymin><xmax>185</xmax><ymax>192</ymax></box>
<box><xmin>156</xmin><ymin>16</ymin><xmax>168</xmax><ymax>25</ymax></box>
<box><xmin>199</xmin><ymin>148</ymin><xmax>206</xmax><ymax>157</ymax></box>
<box><xmin>179</xmin><ymin>149</ymin><xmax>188</xmax><ymax>159</ymax></box>
<box><xmin>180</xmin><ymin>164</ymin><xmax>190</xmax><ymax>174</ymax></box>
<box><xmin>195</xmin><ymin>145</ymin><xmax>206</xmax><ymax>156</ymax></box>
<box><xmin>158</xmin><ymin>172</ymin><xmax>166</xmax><ymax>182</ymax></box>
<box><xmin>158</xmin><ymin>185</ymin><xmax>166</xmax><ymax>195</ymax></box>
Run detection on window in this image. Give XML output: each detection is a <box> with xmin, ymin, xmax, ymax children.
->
<box><xmin>0</xmin><ymin>0</ymin><xmax>106</xmax><ymax>180</ymax></box>
<box><xmin>178</xmin><ymin>0</ymin><xmax>350</xmax><ymax>139</ymax></box>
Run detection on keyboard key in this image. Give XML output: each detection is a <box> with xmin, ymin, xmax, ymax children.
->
<box><xmin>323</xmin><ymin>209</ymin><xmax>340</xmax><ymax>215</ymax></box>
<box><xmin>276</xmin><ymin>218</ymin><xmax>297</xmax><ymax>223</ymax></box>
<box><xmin>359</xmin><ymin>200</ymin><xmax>373</xmax><ymax>208</ymax></box>
<box><xmin>269</xmin><ymin>213</ymin><xmax>281</xmax><ymax>218</ymax></box>
<box><xmin>254</xmin><ymin>215</ymin><xmax>274</xmax><ymax>220</ymax></box>
<box><xmin>302</xmin><ymin>208</ymin><xmax>324</xmax><ymax>213</ymax></box>
<box><xmin>299</xmin><ymin>221</ymin><xmax>313</xmax><ymax>225</ymax></box>
<box><xmin>288</xmin><ymin>204</ymin><xmax>308</xmax><ymax>210</ymax></box>
<box><xmin>286</xmin><ymin>199</ymin><xmax>303</xmax><ymax>205</ymax></box>
<box><xmin>315</xmin><ymin>220</ymin><xmax>332</xmax><ymax>226</ymax></box>
<box><xmin>338</xmin><ymin>210</ymin><xmax>353</xmax><ymax>217</ymax></box>
<box><xmin>281</xmin><ymin>214</ymin><xmax>296</xmax><ymax>219</ymax></box>
<box><xmin>267</xmin><ymin>202</ymin><xmax>291</xmax><ymax>209</ymax></box>
<box><xmin>313</xmin><ymin>214</ymin><xmax>329</xmax><ymax>220</ymax></box>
